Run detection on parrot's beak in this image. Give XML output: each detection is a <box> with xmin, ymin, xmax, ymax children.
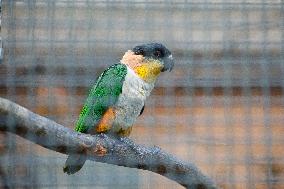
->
<box><xmin>161</xmin><ymin>54</ymin><xmax>174</xmax><ymax>72</ymax></box>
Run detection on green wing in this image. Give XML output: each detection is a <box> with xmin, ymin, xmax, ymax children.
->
<box><xmin>75</xmin><ymin>63</ymin><xmax>127</xmax><ymax>133</ymax></box>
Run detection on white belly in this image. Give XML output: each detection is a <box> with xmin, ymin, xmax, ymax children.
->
<box><xmin>113</xmin><ymin>66</ymin><xmax>154</xmax><ymax>131</ymax></box>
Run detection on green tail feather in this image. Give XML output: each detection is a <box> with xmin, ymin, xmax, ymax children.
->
<box><xmin>63</xmin><ymin>154</ymin><xmax>87</xmax><ymax>175</ymax></box>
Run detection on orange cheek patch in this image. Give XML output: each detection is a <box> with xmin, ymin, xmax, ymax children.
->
<box><xmin>120</xmin><ymin>50</ymin><xmax>144</xmax><ymax>69</ymax></box>
<box><xmin>95</xmin><ymin>107</ymin><xmax>115</xmax><ymax>133</ymax></box>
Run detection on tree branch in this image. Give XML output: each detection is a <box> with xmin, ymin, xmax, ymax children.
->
<box><xmin>0</xmin><ymin>97</ymin><xmax>217</xmax><ymax>189</ymax></box>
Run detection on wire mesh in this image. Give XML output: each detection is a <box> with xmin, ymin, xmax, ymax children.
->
<box><xmin>0</xmin><ymin>0</ymin><xmax>284</xmax><ymax>188</ymax></box>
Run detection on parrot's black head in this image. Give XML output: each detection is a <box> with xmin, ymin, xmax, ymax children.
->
<box><xmin>132</xmin><ymin>43</ymin><xmax>174</xmax><ymax>72</ymax></box>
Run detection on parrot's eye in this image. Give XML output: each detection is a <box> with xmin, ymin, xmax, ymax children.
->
<box><xmin>154</xmin><ymin>49</ymin><xmax>163</xmax><ymax>58</ymax></box>
<box><xmin>134</xmin><ymin>47</ymin><xmax>144</xmax><ymax>56</ymax></box>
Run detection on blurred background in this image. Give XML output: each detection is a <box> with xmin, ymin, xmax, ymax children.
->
<box><xmin>0</xmin><ymin>0</ymin><xmax>284</xmax><ymax>188</ymax></box>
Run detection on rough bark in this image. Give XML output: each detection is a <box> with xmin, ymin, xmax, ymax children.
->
<box><xmin>0</xmin><ymin>97</ymin><xmax>217</xmax><ymax>189</ymax></box>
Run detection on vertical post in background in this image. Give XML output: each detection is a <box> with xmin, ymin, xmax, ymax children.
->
<box><xmin>260</xmin><ymin>1</ymin><xmax>272</xmax><ymax>188</ymax></box>
<box><xmin>241</xmin><ymin>2</ymin><xmax>254</xmax><ymax>189</ymax></box>
<box><xmin>26</xmin><ymin>0</ymin><xmax>38</xmax><ymax>187</ymax></box>
<box><xmin>0</xmin><ymin>0</ymin><xmax>2</xmax><ymax>64</ymax></box>
<box><xmin>221</xmin><ymin>1</ymin><xmax>235</xmax><ymax>188</ymax></box>
<box><xmin>3</xmin><ymin>1</ymin><xmax>17</xmax><ymax>188</ymax></box>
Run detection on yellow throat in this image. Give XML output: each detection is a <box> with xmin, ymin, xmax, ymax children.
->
<box><xmin>134</xmin><ymin>60</ymin><xmax>162</xmax><ymax>83</ymax></box>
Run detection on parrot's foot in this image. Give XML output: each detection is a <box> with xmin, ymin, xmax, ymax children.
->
<box><xmin>94</xmin><ymin>144</ymin><xmax>107</xmax><ymax>156</ymax></box>
<box><xmin>99</xmin><ymin>133</ymin><xmax>108</xmax><ymax>138</ymax></box>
